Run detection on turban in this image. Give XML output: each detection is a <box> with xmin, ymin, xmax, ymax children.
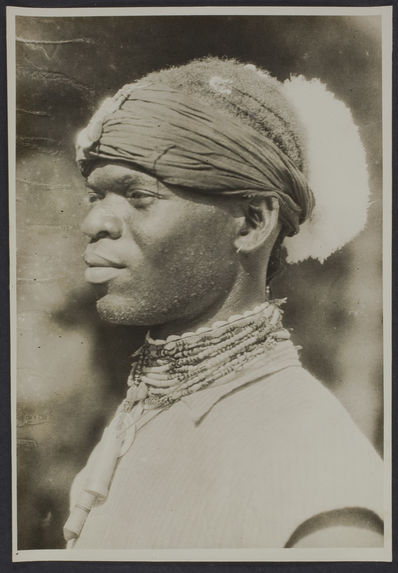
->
<box><xmin>76</xmin><ymin>83</ymin><xmax>314</xmax><ymax>238</ymax></box>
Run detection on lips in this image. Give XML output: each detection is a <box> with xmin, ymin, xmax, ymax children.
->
<box><xmin>85</xmin><ymin>267</ymin><xmax>124</xmax><ymax>284</ymax></box>
<box><xmin>84</xmin><ymin>251</ymin><xmax>125</xmax><ymax>284</ymax></box>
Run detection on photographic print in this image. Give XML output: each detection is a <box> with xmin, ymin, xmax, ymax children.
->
<box><xmin>7</xmin><ymin>5</ymin><xmax>392</xmax><ymax>562</ymax></box>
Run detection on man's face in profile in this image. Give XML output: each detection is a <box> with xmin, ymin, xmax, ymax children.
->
<box><xmin>82</xmin><ymin>162</ymin><xmax>240</xmax><ymax>327</ymax></box>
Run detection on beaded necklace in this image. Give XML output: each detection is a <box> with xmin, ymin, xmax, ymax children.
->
<box><xmin>122</xmin><ymin>299</ymin><xmax>290</xmax><ymax>411</ymax></box>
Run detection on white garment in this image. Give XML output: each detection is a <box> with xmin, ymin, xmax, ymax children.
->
<box><xmin>68</xmin><ymin>357</ymin><xmax>383</xmax><ymax>549</ymax></box>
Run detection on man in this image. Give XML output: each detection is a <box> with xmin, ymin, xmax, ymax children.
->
<box><xmin>64</xmin><ymin>58</ymin><xmax>383</xmax><ymax>549</ymax></box>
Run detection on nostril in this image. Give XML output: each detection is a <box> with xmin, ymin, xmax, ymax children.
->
<box><xmin>89</xmin><ymin>230</ymin><xmax>114</xmax><ymax>244</ymax></box>
<box><xmin>96</xmin><ymin>231</ymin><xmax>111</xmax><ymax>241</ymax></box>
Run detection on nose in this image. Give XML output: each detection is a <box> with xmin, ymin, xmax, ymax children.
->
<box><xmin>81</xmin><ymin>200</ymin><xmax>123</xmax><ymax>242</ymax></box>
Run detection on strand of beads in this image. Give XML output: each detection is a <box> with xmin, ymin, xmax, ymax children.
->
<box><xmin>126</xmin><ymin>300</ymin><xmax>291</xmax><ymax>410</ymax></box>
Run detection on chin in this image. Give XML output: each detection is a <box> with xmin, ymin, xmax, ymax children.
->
<box><xmin>96</xmin><ymin>293</ymin><xmax>177</xmax><ymax>327</ymax></box>
<box><xmin>96</xmin><ymin>295</ymin><xmax>148</xmax><ymax>326</ymax></box>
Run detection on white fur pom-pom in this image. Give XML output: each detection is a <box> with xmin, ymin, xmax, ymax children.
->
<box><xmin>281</xmin><ymin>76</ymin><xmax>369</xmax><ymax>263</ymax></box>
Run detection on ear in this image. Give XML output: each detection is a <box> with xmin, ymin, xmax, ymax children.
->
<box><xmin>235</xmin><ymin>196</ymin><xmax>280</xmax><ymax>254</ymax></box>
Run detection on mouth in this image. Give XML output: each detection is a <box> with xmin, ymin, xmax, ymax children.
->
<box><xmin>84</xmin><ymin>252</ymin><xmax>126</xmax><ymax>284</ymax></box>
<box><xmin>84</xmin><ymin>267</ymin><xmax>125</xmax><ymax>284</ymax></box>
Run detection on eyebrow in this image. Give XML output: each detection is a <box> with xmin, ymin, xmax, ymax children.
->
<box><xmin>85</xmin><ymin>171</ymin><xmax>161</xmax><ymax>194</ymax></box>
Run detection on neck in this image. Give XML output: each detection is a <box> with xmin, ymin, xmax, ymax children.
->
<box><xmin>150</xmin><ymin>278</ymin><xmax>268</xmax><ymax>340</ymax></box>
<box><xmin>127</xmin><ymin>297</ymin><xmax>292</xmax><ymax>410</ymax></box>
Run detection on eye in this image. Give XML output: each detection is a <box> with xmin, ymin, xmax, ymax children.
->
<box><xmin>125</xmin><ymin>190</ymin><xmax>148</xmax><ymax>199</ymax></box>
<box><xmin>125</xmin><ymin>189</ymin><xmax>158</xmax><ymax>206</ymax></box>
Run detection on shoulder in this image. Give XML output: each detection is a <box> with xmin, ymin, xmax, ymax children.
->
<box><xmin>249</xmin><ymin>366</ymin><xmax>382</xmax><ymax>487</ymax></box>
<box><xmin>221</xmin><ymin>365</ymin><xmax>379</xmax><ymax>454</ymax></box>
<box><xmin>209</xmin><ymin>365</ymin><xmax>375</xmax><ymax>450</ymax></box>
<box><xmin>205</xmin><ymin>365</ymin><xmax>384</xmax><ymax>544</ymax></box>
<box><xmin>205</xmin><ymin>365</ymin><xmax>383</xmax><ymax>489</ymax></box>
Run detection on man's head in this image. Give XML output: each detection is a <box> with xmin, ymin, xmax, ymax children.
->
<box><xmin>78</xmin><ymin>58</ymin><xmax>315</xmax><ymax>328</ymax></box>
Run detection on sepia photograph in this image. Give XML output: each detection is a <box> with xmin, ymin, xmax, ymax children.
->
<box><xmin>7</xmin><ymin>5</ymin><xmax>392</xmax><ymax>562</ymax></box>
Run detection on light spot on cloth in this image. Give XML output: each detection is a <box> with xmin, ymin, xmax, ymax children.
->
<box><xmin>209</xmin><ymin>76</ymin><xmax>232</xmax><ymax>95</ymax></box>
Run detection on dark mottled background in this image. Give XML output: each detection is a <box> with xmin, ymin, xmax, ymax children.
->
<box><xmin>14</xmin><ymin>15</ymin><xmax>383</xmax><ymax>549</ymax></box>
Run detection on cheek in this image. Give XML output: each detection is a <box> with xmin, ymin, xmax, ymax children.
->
<box><xmin>134</xmin><ymin>202</ymin><xmax>234</xmax><ymax>264</ymax></box>
<box><xmin>100</xmin><ymin>204</ymin><xmax>239</xmax><ymax>324</ymax></box>
<box><xmin>129</xmin><ymin>204</ymin><xmax>237</xmax><ymax>286</ymax></box>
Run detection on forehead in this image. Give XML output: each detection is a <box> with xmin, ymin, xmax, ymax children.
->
<box><xmin>84</xmin><ymin>161</ymin><xmax>241</xmax><ymax>215</ymax></box>
<box><xmin>85</xmin><ymin>163</ymin><xmax>163</xmax><ymax>192</ymax></box>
